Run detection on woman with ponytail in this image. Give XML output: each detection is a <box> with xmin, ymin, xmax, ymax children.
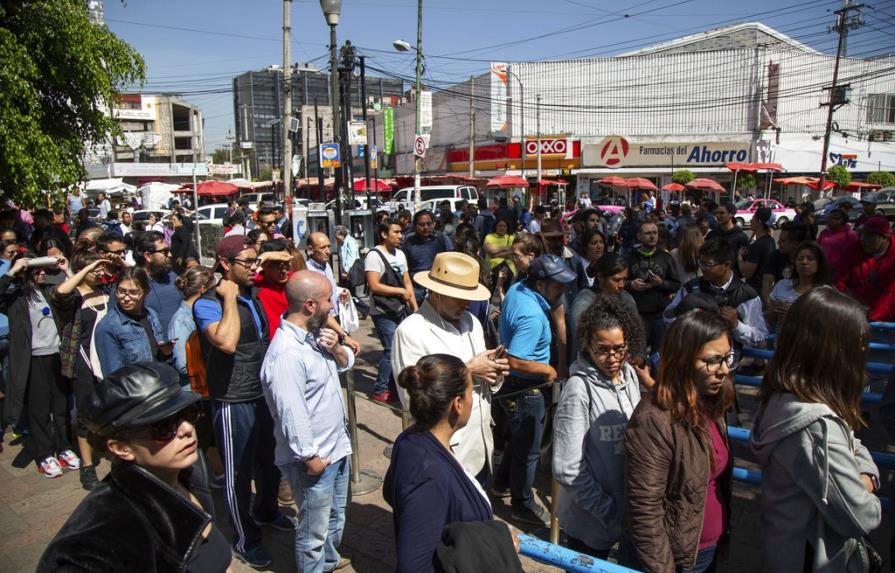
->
<box><xmin>385</xmin><ymin>354</ymin><xmax>520</xmax><ymax>573</ymax></box>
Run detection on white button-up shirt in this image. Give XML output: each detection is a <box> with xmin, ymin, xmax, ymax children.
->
<box><xmin>260</xmin><ymin>319</ymin><xmax>354</xmax><ymax>467</ymax></box>
<box><xmin>392</xmin><ymin>300</ymin><xmax>502</xmax><ymax>476</ymax></box>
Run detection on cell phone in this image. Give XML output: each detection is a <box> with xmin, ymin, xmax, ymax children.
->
<box><xmin>492</xmin><ymin>345</ymin><xmax>507</xmax><ymax>359</ymax></box>
<box><xmin>648</xmin><ymin>270</ymin><xmax>660</xmax><ymax>280</ymax></box>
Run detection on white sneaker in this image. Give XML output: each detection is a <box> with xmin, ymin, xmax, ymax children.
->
<box><xmin>39</xmin><ymin>457</ymin><xmax>63</xmax><ymax>478</ymax></box>
<box><xmin>57</xmin><ymin>450</ymin><xmax>81</xmax><ymax>470</ymax></box>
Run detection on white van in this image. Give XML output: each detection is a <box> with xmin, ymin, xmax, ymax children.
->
<box><xmin>391</xmin><ymin>185</ymin><xmax>479</xmax><ymax>212</ymax></box>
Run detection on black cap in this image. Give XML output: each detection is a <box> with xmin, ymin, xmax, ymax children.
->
<box><xmin>528</xmin><ymin>254</ymin><xmax>577</xmax><ymax>284</ymax></box>
<box><xmin>83</xmin><ymin>362</ymin><xmax>201</xmax><ymax>435</ymax></box>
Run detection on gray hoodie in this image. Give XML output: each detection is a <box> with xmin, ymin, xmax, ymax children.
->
<box><xmin>750</xmin><ymin>393</ymin><xmax>881</xmax><ymax>573</ymax></box>
<box><xmin>552</xmin><ymin>356</ymin><xmax>641</xmax><ymax>550</ymax></box>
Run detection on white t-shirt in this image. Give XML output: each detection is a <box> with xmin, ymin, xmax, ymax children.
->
<box><xmin>364</xmin><ymin>245</ymin><xmax>408</xmax><ymax>276</ymax></box>
<box><xmin>527</xmin><ymin>218</ymin><xmax>541</xmax><ymax>234</ymax></box>
<box><xmin>769</xmin><ymin>278</ymin><xmax>800</xmax><ymax>304</ymax></box>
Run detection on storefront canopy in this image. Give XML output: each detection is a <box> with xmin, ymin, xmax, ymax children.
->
<box><xmin>485</xmin><ymin>175</ymin><xmax>529</xmax><ymax>188</ymax></box>
<box><xmin>842</xmin><ymin>181</ymin><xmax>882</xmax><ymax>192</ymax></box>
<box><xmin>724</xmin><ymin>162</ymin><xmax>784</xmax><ymax>173</ymax></box>
<box><xmin>176</xmin><ymin>181</ymin><xmax>239</xmax><ymax>197</ymax></box>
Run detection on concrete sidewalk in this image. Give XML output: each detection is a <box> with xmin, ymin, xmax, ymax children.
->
<box><xmin>0</xmin><ymin>317</ymin><xmax>890</xmax><ymax>572</ymax></box>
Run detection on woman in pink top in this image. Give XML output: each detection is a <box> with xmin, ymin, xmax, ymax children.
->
<box><xmin>816</xmin><ymin>208</ymin><xmax>858</xmax><ymax>273</ymax></box>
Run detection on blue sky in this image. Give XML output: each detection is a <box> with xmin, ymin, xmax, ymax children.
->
<box><xmin>103</xmin><ymin>0</ymin><xmax>894</xmax><ymax>152</ymax></box>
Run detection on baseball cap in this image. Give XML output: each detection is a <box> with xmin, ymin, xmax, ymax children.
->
<box><xmin>860</xmin><ymin>195</ymin><xmax>878</xmax><ymax>205</ymax></box>
<box><xmin>862</xmin><ymin>216</ymin><xmax>891</xmax><ymax>236</ymax></box>
<box><xmin>216</xmin><ymin>234</ymin><xmax>253</xmax><ymax>260</ymax></box>
<box><xmin>528</xmin><ymin>254</ymin><xmax>577</xmax><ymax>284</ymax></box>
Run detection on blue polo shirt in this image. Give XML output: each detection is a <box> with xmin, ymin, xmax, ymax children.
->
<box><xmin>499</xmin><ymin>281</ymin><xmax>552</xmax><ymax>380</ymax></box>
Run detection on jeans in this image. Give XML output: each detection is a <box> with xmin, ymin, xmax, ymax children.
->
<box><xmin>495</xmin><ymin>389</ymin><xmax>545</xmax><ymax>509</ymax></box>
<box><xmin>681</xmin><ymin>545</ymin><xmax>717</xmax><ymax>573</ymax></box>
<box><xmin>282</xmin><ymin>456</ymin><xmax>350</xmax><ymax>573</ymax></box>
<box><xmin>211</xmin><ymin>398</ymin><xmax>280</xmax><ymax>553</ymax></box>
<box><xmin>371</xmin><ymin>315</ymin><xmax>399</xmax><ymax>394</ymax></box>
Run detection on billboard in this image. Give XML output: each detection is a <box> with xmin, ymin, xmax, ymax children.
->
<box><xmin>383</xmin><ymin>107</ymin><xmax>395</xmax><ymax>155</ymax></box>
<box><xmin>490</xmin><ymin>63</ymin><xmax>508</xmax><ymax>134</ymax></box>
<box><xmin>582</xmin><ymin>136</ymin><xmax>752</xmax><ymax>168</ymax></box>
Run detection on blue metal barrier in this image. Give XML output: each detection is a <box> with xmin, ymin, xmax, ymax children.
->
<box><xmin>740</xmin><ymin>348</ymin><xmax>894</xmax><ymax>376</ymax></box>
<box><xmin>518</xmin><ymin>534</ymin><xmax>640</xmax><ymax>573</ymax></box>
<box><xmin>733</xmin><ymin>375</ymin><xmax>883</xmax><ymax>404</ymax></box>
<box><xmin>871</xmin><ymin>322</ymin><xmax>895</xmax><ymax>332</ymax></box>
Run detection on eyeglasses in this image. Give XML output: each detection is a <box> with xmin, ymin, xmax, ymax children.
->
<box><xmin>231</xmin><ymin>257</ymin><xmax>259</xmax><ymax>268</ymax></box>
<box><xmin>149</xmin><ymin>248</ymin><xmax>170</xmax><ymax>256</ymax></box>
<box><xmin>116</xmin><ymin>288</ymin><xmax>144</xmax><ymax>299</ymax></box>
<box><xmin>101</xmin><ymin>249</ymin><xmax>126</xmax><ymax>256</ymax></box>
<box><xmin>593</xmin><ymin>344</ymin><xmax>629</xmax><ymax>359</ymax></box>
<box><xmin>260</xmin><ymin>219</ymin><xmax>277</xmax><ymax>227</ymax></box>
<box><xmin>126</xmin><ymin>403</ymin><xmax>203</xmax><ymax>442</ymax></box>
<box><xmin>699</xmin><ymin>260</ymin><xmax>725</xmax><ymax>269</ymax></box>
<box><xmin>699</xmin><ymin>352</ymin><xmax>739</xmax><ymax>373</ymax></box>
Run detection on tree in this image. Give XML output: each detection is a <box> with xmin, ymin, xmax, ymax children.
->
<box><xmin>826</xmin><ymin>164</ymin><xmax>852</xmax><ymax>188</ymax></box>
<box><xmin>735</xmin><ymin>173</ymin><xmax>758</xmax><ymax>192</ymax></box>
<box><xmin>867</xmin><ymin>171</ymin><xmax>895</xmax><ymax>188</ymax></box>
<box><xmin>672</xmin><ymin>170</ymin><xmax>696</xmax><ymax>185</ymax></box>
<box><xmin>0</xmin><ymin>1</ymin><xmax>145</xmax><ymax>206</ymax></box>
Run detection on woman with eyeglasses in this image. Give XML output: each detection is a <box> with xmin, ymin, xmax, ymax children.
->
<box><xmin>95</xmin><ymin>267</ymin><xmax>173</xmax><ymax>374</ymax></box>
<box><xmin>48</xmin><ymin>248</ymin><xmax>114</xmax><ymax>490</ymax></box>
<box><xmin>170</xmin><ymin>266</ymin><xmax>216</xmax><ymax>387</ymax></box>
<box><xmin>38</xmin><ymin>362</ymin><xmax>232</xmax><ymax>573</ymax></box>
<box><xmin>554</xmin><ymin>294</ymin><xmax>649</xmax><ymax>563</ymax></box>
<box><xmin>0</xmin><ymin>251</ymin><xmax>80</xmax><ymax>479</ymax></box>
<box><xmin>625</xmin><ymin>311</ymin><xmax>734</xmax><ymax>573</ymax></box>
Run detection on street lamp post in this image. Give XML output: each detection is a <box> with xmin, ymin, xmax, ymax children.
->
<box><xmin>320</xmin><ymin>0</ymin><xmax>343</xmax><ymax>224</ymax></box>
<box><xmin>506</xmin><ymin>66</ymin><xmax>526</xmax><ymax>204</ymax></box>
<box><xmin>393</xmin><ymin>0</ymin><xmax>423</xmax><ymax>210</ymax></box>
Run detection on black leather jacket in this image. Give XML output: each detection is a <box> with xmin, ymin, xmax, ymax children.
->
<box><xmin>37</xmin><ymin>456</ymin><xmax>214</xmax><ymax>572</ymax></box>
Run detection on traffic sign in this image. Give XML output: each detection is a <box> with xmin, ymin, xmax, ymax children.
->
<box><xmin>414</xmin><ymin>135</ymin><xmax>428</xmax><ymax>158</ymax></box>
<box><xmin>320</xmin><ymin>143</ymin><xmax>341</xmax><ymax>168</ymax></box>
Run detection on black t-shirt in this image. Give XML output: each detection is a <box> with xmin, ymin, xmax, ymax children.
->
<box><xmin>745</xmin><ymin>234</ymin><xmax>777</xmax><ymax>292</ymax></box>
<box><xmin>705</xmin><ymin>225</ymin><xmax>749</xmax><ymax>253</ymax></box>
<box><xmin>764</xmin><ymin>249</ymin><xmax>793</xmax><ymax>284</ymax></box>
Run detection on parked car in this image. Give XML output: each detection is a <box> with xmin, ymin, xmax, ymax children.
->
<box><xmin>240</xmin><ymin>192</ymin><xmax>277</xmax><ymax>211</ymax></box>
<box><xmin>592</xmin><ymin>196</ymin><xmax>626</xmax><ymax>216</ymax></box>
<box><xmin>734</xmin><ymin>198</ymin><xmax>796</xmax><ymax>228</ymax></box>
<box><xmin>418</xmin><ymin>198</ymin><xmax>468</xmax><ymax>216</ymax></box>
<box><xmin>196</xmin><ymin>204</ymin><xmax>231</xmax><ymax>225</ymax></box>
<box><xmin>862</xmin><ymin>188</ymin><xmax>895</xmax><ymax>220</ymax></box>
<box><xmin>390</xmin><ymin>185</ymin><xmax>479</xmax><ymax>212</ymax></box>
<box><xmin>324</xmin><ymin>196</ymin><xmax>389</xmax><ymax>212</ymax></box>
<box><xmin>813</xmin><ymin>196</ymin><xmax>864</xmax><ymax>225</ymax></box>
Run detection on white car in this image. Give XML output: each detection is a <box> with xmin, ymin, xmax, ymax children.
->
<box><xmin>390</xmin><ymin>185</ymin><xmax>480</xmax><ymax>212</ymax></box>
<box><xmin>196</xmin><ymin>204</ymin><xmax>231</xmax><ymax>225</ymax></box>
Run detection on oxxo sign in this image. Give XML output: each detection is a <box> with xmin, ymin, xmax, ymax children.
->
<box><xmin>524</xmin><ymin>137</ymin><xmax>573</xmax><ymax>159</ymax></box>
<box><xmin>583</xmin><ymin>135</ymin><xmax>751</xmax><ymax>168</ymax></box>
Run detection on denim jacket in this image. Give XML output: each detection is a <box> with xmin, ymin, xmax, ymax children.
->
<box><xmin>95</xmin><ymin>303</ymin><xmax>167</xmax><ymax>375</ymax></box>
<box><xmin>168</xmin><ymin>301</ymin><xmax>196</xmax><ymax>380</ymax></box>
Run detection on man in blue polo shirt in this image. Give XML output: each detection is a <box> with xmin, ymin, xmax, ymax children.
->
<box><xmin>494</xmin><ymin>253</ymin><xmax>575</xmax><ymax>526</ymax></box>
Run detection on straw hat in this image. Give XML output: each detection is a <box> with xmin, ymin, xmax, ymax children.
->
<box><xmin>413</xmin><ymin>252</ymin><xmax>491</xmax><ymax>301</ymax></box>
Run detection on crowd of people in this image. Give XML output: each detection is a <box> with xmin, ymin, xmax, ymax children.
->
<box><xmin>0</xmin><ymin>188</ymin><xmax>889</xmax><ymax>573</ymax></box>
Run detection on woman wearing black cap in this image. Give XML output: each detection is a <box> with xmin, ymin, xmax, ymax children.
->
<box><xmin>37</xmin><ymin>362</ymin><xmax>232</xmax><ymax>573</ymax></box>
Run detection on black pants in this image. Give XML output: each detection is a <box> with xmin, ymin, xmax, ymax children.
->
<box><xmin>28</xmin><ymin>354</ymin><xmax>72</xmax><ymax>462</ymax></box>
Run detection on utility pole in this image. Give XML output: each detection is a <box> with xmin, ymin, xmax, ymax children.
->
<box><xmin>536</xmin><ymin>94</ymin><xmax>542</xmax><ymax>181</ymax></box>
<box><xmin>340</xmin><ymin>41</ymin><xmax>356</xmax><ymax>215</ymax></box>
<box><xmin>413</xmin><ymin>0</ymin><xmax>423</xmax><ymax>210</ymax></box>
<box><xmin>360</xmin><ymin>55</ymin><xmax>372</xmax><ymax>210</ymax></box>
<box><xmin>282</xmin><ymin>0</ymin><xmax>294</xmax><ymax>223</ymax></box>
<box><xmin>818</xmin><ymin>0</ymin><xmax>863</xmax><ymax>193</ymax></box>
<box><xmin>468</xmin><ymin>75</ymin><xmax>475</xmax><ymax>178</ymax></box>
<box><xmin>315</xmin><ymin>98</ymin><xmax>325</xmax><ymax>201</ymax></box>
<box><xmin>327</xmin><ymin>22</ymin><xmax>342</xmax><ymax>223</ymax></box>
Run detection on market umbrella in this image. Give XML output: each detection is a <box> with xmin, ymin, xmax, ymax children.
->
<box><xmin>352</xmin><ymin>178</ymin><xmax>392</xmax><ymax>192</ymax></box>
<box><xmin>536</xmin><ymin>179</ymin><xmax>568</xmax><ymax>186</ymax></box>
<box><xmin>598</xmin><ymin>176</ymin><xmax>627</xmax><ymax>187</ymax></box>
<box><xmin>686</xmin><ymin>178</ymin><xmax>725</xmax><ymax>193</ymax></box>
<box><xmin>725</xmin><ymin>162</ymin><xmax>785</xmax><ymax>200</ymax></box>
<box><xmin>661</xmin><ymin>182</ymin><xmax>686</xmax><ymax>192</ymax></box>
<box><xmin>624</xmin><ymin>177</ymin><xmax>658</xmax><ymax>191</ymax></box>
<box><xmin>776</xmin><ymin>176</ymin><xmax>835</xmax><ymax>191</ymax></box>
<box><xmin>176</xmin><ymin>180</ymin><xmax>239</xmax><ymax>197</ymax></box>
<box><xmin>842</xmin><ymin>181</ymin><xmax>882</xmax><ymax>192</ymax></box>
<box><xmin>485</xmin><ymin>175</ymin><xmax>529</xmax><ymax>188</ymax></box>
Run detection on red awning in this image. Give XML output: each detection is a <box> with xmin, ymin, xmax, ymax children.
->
<box><xmin>686</xmin><ymin>178</ymin><xmax>725</xmax><ymax>192</ymax></box>
<box><xmin>352</xmin><ymin>178</ymin><xmax>393</xmax><ymax>192</ymax></box>
<box><xmin>776</xmin><ymin>176</ymin><xmax>835</xmax><ymax>191</ymax></box>
<box><xmin>598</xmin><ymin>176</ymin><xmax>627</xmax><ymax>187</ymax></box>
<box><xmin>485</xmin><ymin>175</ymin><xmax>529</xmax><ymax>188</ymax></box>
<box><xmin>724</xmin><ymin>162</ymin><xmax>784</xmax><ymax>173</ymax></box>
<box><xmin>842</xmin><ymin>181</ymin><xmax>882</xmax><ymax>191</ymax></box>
<box><xmin>661</xmin><ymin>182</ymin><xmax>686</xmax><ymax>192</ymax></box>
<box><xmin>624</xmin><ymin>177</ymin><xmax>658</xmax><ymax>191</ymax></box>
<box><xmin>536</xmin><ymin>178</ymin><xmax>568</xmax><ymax>186</ymax></box>
<box><xmin>176</xmin><ymin>181</ymin><xmax>239</xmax><ymax>197</ymax></box>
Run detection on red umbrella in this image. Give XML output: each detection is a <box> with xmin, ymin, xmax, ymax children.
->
<box><xmin>624</xmin><ymin>177</ymin><xmax>658</xmax><ymax>191</ymax></box>
<box><xmin>686</xmin><ymin>178</ymin><xmax>725</xmax><ymax>192</ymax></box>
<box><xmin>352</xmin><ymin>178</ymin><xmax>392</xmax><ymax>192</ymax></box>
<box><xmin>536</xmin><ymin>179</ymin><xmax>568</xmax><ymax>186</ymax></box>
<box><xmin>842</xmin><ymin>181</ymin><xmax>881</xmax><ymax>191</ymax></box>
<box><xmin>776</xmin><ymin>176</ymin><xmax>835</xmax><ymax>191</ymax></box>
<box><xmin>485</xmin><ymin>175</ymin><xmax>529</xmax><ymax>188</ymax></box>
<box><xmin>598</xmin><ymin>176</ymin><xmax>627</xmax><ymax>187</ymax></box>
<box><xmin>661</xmin><ymin>182</ymin><xmax>686</xmax><ymax>192</ymax></box>
<box><xmin>176</xmin><ymin>180</ymin><xmax>239</xmax><ymax>197</ymax></box>
<box><xmin>724</xmin><ymin>162</ymin><xmax>784</xmax><ymax>173</ymax></box>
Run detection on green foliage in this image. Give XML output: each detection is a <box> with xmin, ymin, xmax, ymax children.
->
<box><xmin>735</xmin><ymin>173</ymin><xmax>758</xmax><ymax>192</ymax></box>
<box><xmin>671</xmin><ymin>170</ymin><xmax>696</xmax><ymax>185</ymax></box>
<box><xmin>0</xmin><ymin>1</ymin><xmax>145</xmax><ymax>206</ymax></box>
<box><xmin>826</xmin><ymin>164</ymin><xmax>852</xmax><ymax>188</ymax></box>
<box><xmin>867</xmin><ymin>171</ymin><xmax>895</xmax><ymax>188</ymax></box>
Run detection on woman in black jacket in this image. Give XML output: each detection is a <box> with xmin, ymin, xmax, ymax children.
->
<box><xmin>37</xmin><ymin>362</ymin><xmax>231</xmax><ymax>573</ymax></box>
<box><xmin>385</xmin><ymin>354</ymin><xmax>519</xmax><ymax>573</ymax></box>
<box><xmin>0</xmin><ymin>252</ymin><xmax>79</xmax><ymax>478</ymax></box>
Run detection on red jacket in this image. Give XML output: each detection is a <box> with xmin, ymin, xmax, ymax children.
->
<box><xmin>254</xmin><ymin>272</ymin><xmax>294</xmax><ymax>339</ymax></box>
<box><xmin>835</xmin><ymin>241</ymin><xmax>895</xmax><ymax>322</ymax></box>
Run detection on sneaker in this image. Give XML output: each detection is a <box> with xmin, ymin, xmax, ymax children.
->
<box><xmin>256</xmin><ymin>513</ymin><xmax>295</xmax><ymax>531</ymax></box>
<box><xmin>371</xmin><ymin>391</ymin><xmax>399</xmax><ymax>404</ymax></box>
<box><xmin>57</xmin><ymin>450</ymin><xmax>81</xmax><ymax>470</ymax></box>
<box><xmin>39</xmin><ymin>457</ymin><xmax>64</xmax><ymax>479</ymax></box>
<box><xmin>511</xmin><ymin>503</ymin><xmax>550</xmax><ymax>526</ymax></box>
<box><xmin>233</xmin><ymin>545</ymin><xmax>273</xmax><ymax>570</ymax></box>
<box><xmin>79</xmin><ymin>466</ymin><xmax>99</xmax><ymax>491</ymax></box>
<box><xmin>278</xmin><ymin>478</ymin><xmax>294</xmax><ymax>505</ymax></box>
<box><xmin>490</xmin><ymin>485</ymin><xmax>511</xmax><ymax>498</ymax></box>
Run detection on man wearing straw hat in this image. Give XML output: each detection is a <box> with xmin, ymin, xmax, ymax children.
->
<box><xmin>392</xmin><ymin>252</ymin><xmax>509</xmax><ymax>480</ymax></box>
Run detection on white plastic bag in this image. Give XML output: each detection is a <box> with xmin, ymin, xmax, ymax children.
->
<box><xmin>339</xmin><ymin>294</ymin><xmax>360</xmax><ymax>334</ymax></box>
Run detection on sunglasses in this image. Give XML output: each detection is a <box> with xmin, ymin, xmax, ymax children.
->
<box><xmin>126</xmin><ymin>402</ymin><xmax>203</xmax><ymax>442</ymax></box>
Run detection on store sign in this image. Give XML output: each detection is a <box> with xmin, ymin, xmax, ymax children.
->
<box><xmin>207</xmin><ymin>163</ymin><xmax>240</xmax><ymax>176</ymax></box>
<box><xmin>583</xmin><ymin>136</ymin><xmax>751</xmax><ymax>168</ymax></box>
<box><xmin>112</xmin><ymin>109</ymin><xmax>155</xmax><ymax>121</ymax></box>
<box><xmin>320</xmin><ymin>143</ymin><xmax>340</xmax><ymax>168</ymax></box>
<box><xmin>524</xmin><ymin>137</ymin><xmax>573</xmax><ymax>159</ymax></box>
<box><xmin>420</xmin><ymin>91</ymin><xmax>433</xmax><ymax>133</ymax></box>
<box><xmin>490</xmin><ymin>63</ymin><xmax>508</xmax><ymax>134</ymax></box>
<box><xmin>103</xmin><ymin>162</ymin><xmax>208</xmax><ymax>177</ymax></box>
<box><xmin>383</xmin><ymin>107</ymin><xmax>395</xmax><ymax>155</ymax></box>
<box><xmin>829</xmin><ymin>152</ymin><xmax>858</xmax><ymax>169</ymax></box>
